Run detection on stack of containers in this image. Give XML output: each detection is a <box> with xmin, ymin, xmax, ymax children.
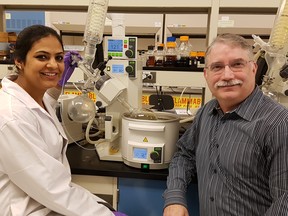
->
<box><xmin>0</xmin><ymin>32</ymin><xmax>9</xmax><ymax>61</ymax></box>
<box><xmin>154</xmin><ymin>44</ymin><xmax>165</xmax><ymax>67</ymax></box>
<box><xmin>164</xmin><ymin>37</ymin><xmax>177</xmax><ymax>67</ymax></box>
<box><xmin>176</xmin><ymin>35</ymin><xmax>192</xmax><ymax>67</ymax></box>
<box><xmin>146</xmin><ymin>45</ymin><xmax>155</xmax><ymax>67</ymax></box>
<box><xmin>196</xmin><ymin>51</ymin><xmax>205</xmax><ymax>69</ymax></box>
<box><xmin>166</xmin><ymin>36</ymin><xmax>177</xmax><ymax>45</ymax></box>
<box><xmin>164</xmin><ymin>42</ymin><xmax>177</xmax><ymax>67</ymax></box>
<box><xmin>8</xmin><ymin>32</ymin><xmax>17</xmax><ymax>62</ymax></box>
<box><xmin>189</xmin><ymin>51</ymin><xmax>198</xmax><ymax>69</ymax></box>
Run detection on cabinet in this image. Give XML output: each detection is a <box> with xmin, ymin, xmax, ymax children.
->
<box><xmin>0</xmin><ymin>64</ymin><xmax>13</xmax><ymax>79</ymax></box>
<box><xmin>71</xmin><ymin>175</ymin><xmax>200</xmax><ymax>215</ymax></box>
<box><xmin>0</xmin><ymin>1</ymin><xmax>281</xmax><ymax>52</ymax></box>
<box><xmin>118</xmin><ymin>177</ymin><xmax>199</xmax><ymax>216</ymax></box>
<box><xmin>71</xmin><ymin>175</ymin><xmax>118</xmax><ymax>209</ymax></box>
<box><xmin>66</xmin><ymin>144</ymin><xmax>200</xmax><ymax>215</ymax></box>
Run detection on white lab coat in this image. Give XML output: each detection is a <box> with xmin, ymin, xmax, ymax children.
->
<box><xmin>0</xmin><ymin>76</ymin><xmax>114</xmax><ymax>216</ymax></box>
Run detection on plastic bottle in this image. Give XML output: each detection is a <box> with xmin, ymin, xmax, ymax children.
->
<box><xmin>139</xmin><ymin>50</ymin><xmax>147</xmax><ymax>67</ymax></box>
<box><xmin>189</xmin><ymin>51</ymin><xmax>198</xmax><ymax>69</ymax></box>
<box><xmin>167</xmin><ymin>36</ymin><xmax>177</xmax><ymax>44</ymax></box>
<box><xmin>164</xmin><ymin>42</ymin><xmax>177</xmax><ymax>67</ymax></box>
<box><xmin>196</xmin><ymin>51</ymin><xmax>205</xmax><ymax>69</ymax></box>
<box><xmin>154</xmin><ymin>45</ymin><xmax>165</xmax><ymax>67</ymax></box>
<box><xmin>146</xmin><ymin>45</ymin><xmax>155</xmax><ymax>67</ymax></box>
<box><xmin>176</xmin><ymin>35</ymin><xmax>191</xmax><ymax>67</ymax></box>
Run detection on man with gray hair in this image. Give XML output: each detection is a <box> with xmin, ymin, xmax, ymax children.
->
<box><xmin>163</xmin><ymin>33</ymin><xmax>288</xmax><ymax>216</ymax></box>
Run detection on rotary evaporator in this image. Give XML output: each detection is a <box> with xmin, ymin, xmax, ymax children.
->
<box><xmin>253</xmin><ymin>0</ymin><xmax>288</xmax><ymax>107</ymax></box>
<box><xmin>60</xmin><ymin>0</ymin><xmax>180</xmax><ymax>170</ymax></box>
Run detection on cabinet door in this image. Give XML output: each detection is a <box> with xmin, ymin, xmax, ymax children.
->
<box><xmin>72</xmin><ymin>175</ymin><xmax>118</xmax><ymax>210</ymax></box>
<box><xmin>118</xmin><ymin>177</ymin><xmax>199</xmax><ymax>216</ymax></box>
<box><xmin>0</xmin><ymin>64</ymin><xmax>13</xmax><ymax>79</ymax></box>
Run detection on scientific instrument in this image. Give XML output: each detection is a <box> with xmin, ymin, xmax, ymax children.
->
<box><xmin>61</xmin><ymin>0</ymin><xmax>182</xmax><ymax>169</ymax></box>
<box><xmin>253</xmin><ymin>0</ymin><xmax>288</xmax><ymax>107</ymax></box>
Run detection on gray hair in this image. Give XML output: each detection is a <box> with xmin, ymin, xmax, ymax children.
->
<box><xmin>205</xmin><ymin>33</ymin><xmax>254</xmax><ymax>66</ymax></box>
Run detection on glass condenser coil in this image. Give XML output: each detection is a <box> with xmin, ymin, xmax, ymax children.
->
<box><xmin>83</xmin><ymin>0</ymin><xmax>109</xmax><ymax>60</ymax></box>
<box><xmin>269</xmin><ymin>0</ymin><xmax>288</xmax><ymax>50</ymax></box>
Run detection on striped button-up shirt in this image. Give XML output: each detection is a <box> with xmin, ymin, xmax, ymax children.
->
<box><xmin>163</xmin><ymin>87</ymin><xmax>288</xmax><ymax>215</ymax></box>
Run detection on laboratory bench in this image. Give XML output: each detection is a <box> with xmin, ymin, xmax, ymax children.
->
<box><xmin>66</xmin><ymin>143</ymin><xmax>199</xmax><ymax>216</ymax></box>
<box><xmin>66</xmin><ymin>143</ymin><xmax>169</xmax><ymax>180</ymax></box>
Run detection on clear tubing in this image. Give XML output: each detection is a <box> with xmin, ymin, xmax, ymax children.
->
<box><xmin>116</xmin><ymin>96</ymin><xmax>134</xmax><ymax>113</ymax></box>
<box><xmin>269</xmin><ymin>0</ymin><xmax>288</xmax><ymax>50</ymax></box>
<box><xmin>83</xmin><ymin>0</ymin><xmax>109</xmax><ymax>61</ymax></box>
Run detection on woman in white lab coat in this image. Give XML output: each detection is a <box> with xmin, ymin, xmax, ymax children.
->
<box><xmin>0</xmin><ymin>25</ymin><xmax>126</xmax><ymax>216</ymax></box>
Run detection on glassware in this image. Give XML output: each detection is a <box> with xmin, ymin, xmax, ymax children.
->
<box><xmin>67</xmin><ymin>93</ymin><xmax>96</xmax><ymax>123</ymax></box>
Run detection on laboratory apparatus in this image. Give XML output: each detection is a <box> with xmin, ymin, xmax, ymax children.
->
<box><xmin>121</xmin><ymin>112</ymin><xmax>180</xmax><ymax>169</ymax></box>
<box><xmin>60</xmin><ymin>0</ymin><xmax>183</xmax><ymax>169</ymax></box>
<box><xmin>95</xmin><ymin>36</ymin><xmax>142</xmax><ymax>161</ymax></box>
<box><xmin>139</xmin><ymin>65</ymin><xmax>211</xmax><ymax>168</ymax></box>
<box><xmin>253</xmin><ymin>0</ymin><xmax>288</xmax><ymax>107</ymax></box>
<box><xmin>57</xmin><ymin>94</ymin><xmax>84</xmax><ymax>144</ymax></box>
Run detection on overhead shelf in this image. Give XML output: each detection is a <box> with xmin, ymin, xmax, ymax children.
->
<box><xmin>53</xmin><ymin>23</ymin><xmax>160</xmax><ymax>36</ymax></box>
<box><xmin>168</xmin><ymin>26</ymin><xmax>272</xmax><ymax>37</ymax></box>
<box><xmin>0</xmin><ymin>0</ymin><xmax>213</xmax><ymax>13</ymax></box>
<box><xmin>219</xmin><ymin>0</ymin><xmax>280</xmax><ymax>14</ymax></box>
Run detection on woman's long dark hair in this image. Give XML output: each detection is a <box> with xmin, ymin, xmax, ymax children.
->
<box><xmin>14</xmin><ymin>25</ymin><xmax>64</xmax><ymax>63</ymax></box>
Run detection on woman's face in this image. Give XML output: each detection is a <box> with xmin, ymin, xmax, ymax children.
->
<box><xmin>15</xmin><ymin>35</ymin><xmax>64</xmax><ymax>94</ymax></box>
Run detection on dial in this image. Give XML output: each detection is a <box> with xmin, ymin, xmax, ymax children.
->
<box><xmin>150</xmin><ymin>151</ymin><xmax>160</xmax><ymax>160</ymax></box>
<box><xmin>125</xmin><ymin>49</ymin><xmax>133</xmax><ymax>58</ymax></box>
<box><xmin>125</xmin><ymin>65</ymin><xmax>133</xmax><ymax>74</ymax></box>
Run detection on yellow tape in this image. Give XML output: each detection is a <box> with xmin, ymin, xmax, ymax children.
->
<box><xmin>142</xmin><ymin>94</ymin><xmax>202</xmax><ymax>109</ymax></box>
<box><xmin>64</xmin><ymin>90</ymin><xmax>202</xmax><ymax>109</ymax></box>
<box><xmin>64</xmin><ymin>90</ymin><xmax>97</xmax><ymax>102</ymax></box>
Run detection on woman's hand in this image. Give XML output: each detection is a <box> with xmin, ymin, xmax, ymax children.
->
<box><xmin>58</xmin><ymin>51</ymin><xmax>82</xmax><ymax>86</ymax></box>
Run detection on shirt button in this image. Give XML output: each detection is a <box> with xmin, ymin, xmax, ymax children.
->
<box><xmin>215</xmin><ymin>144</ymin><xmax>219</xmax><ymax>148</ymax></box>
<box><xmin>213</xmin><ymin>169</ymin><xmax>217</xmax><ymax>174</ymax></box>
<box><xmin>210</xmin><ymin>197</ymin><xmax>214</xmax><ymax>202</ymax></box>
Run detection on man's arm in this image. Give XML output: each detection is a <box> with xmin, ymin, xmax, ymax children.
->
<box><xmin>163</xmin><ymin>117</ymin><xmax>199</xmax><ymax>211</ymax></box>
<box><xmin>265</xmin><ymin>121</ymin><xmax>288</xmax><ymax>216</ymax></box>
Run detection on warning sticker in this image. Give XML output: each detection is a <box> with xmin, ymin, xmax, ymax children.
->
<box><xmin>63</xmin><ymin>90</ymin><xmax>202</xmax><ymax>109</ymax></box>
<box><xmin>142</xmin><ymin>94</ymin><xmax>202</xmax><ymax>109</ymax></box>
<box><xmin>63</xmin><ymin>89</ymin><xmax>97</xmax><ymax>102</ymax></box>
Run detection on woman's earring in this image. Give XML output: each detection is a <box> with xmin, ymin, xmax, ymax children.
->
<box><xmin>17</xmin><ymin>65</ymin><xmax>22</xmax><ymax>70</ymax></box>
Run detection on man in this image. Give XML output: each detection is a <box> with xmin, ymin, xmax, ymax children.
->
<box><xmin>163</xmin><ymin>33</ymin><xmax>288</xmax><ymax>216</ymax></box>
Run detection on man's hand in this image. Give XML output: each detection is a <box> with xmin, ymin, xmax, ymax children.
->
<box><xmin>163</xmin><ymin>204</ymin><xmax>189</xmax><ymax>216</ymax></box>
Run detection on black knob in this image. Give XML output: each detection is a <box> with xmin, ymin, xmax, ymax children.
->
<box><xmin>150</xmin><ymin>151</ymin><xmax>160</xmax><ymax>160</ymax></box>
<box><xmin>96</xmin><ymin>101</ymin><xmax>102</xmax><ymax>108</ymax></box>
<box><xmin>125</xmin><ymin>49</ymin><xmax>133</xmax><ymax>58</ymax></box>
<box><xmin>125</xmin><ymin>65</ymin><xmax>133</xmax><ymax>74</ymax></box>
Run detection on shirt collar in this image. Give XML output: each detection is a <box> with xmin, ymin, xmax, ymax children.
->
<box><xmin>209</xmin><ymin>86</ymin><xmax>263</xmax><ymax>121</ymax></box>
<box><xmin>1</xmin><ymin>75</ymin><xmax>44</xmax><ymax>110</ymax></box>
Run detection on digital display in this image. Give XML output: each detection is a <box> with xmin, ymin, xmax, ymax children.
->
<box><xmin>133</xmin><ymin>148</ymin><xmax>147</xmax><ymax>160</ymax></box>
<box><xmin>108</xmin><ymin>39</ymin><xmax>123</xmax><ymax>52</ymax></box>
<box><xmin>112</xmin><ymin>64</ymin><xmax>124</xmax><ymax>73</ymax></box>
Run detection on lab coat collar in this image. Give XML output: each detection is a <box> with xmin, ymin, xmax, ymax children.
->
<box><xmin>1</xmin><ymin>76</ymin><xmax>68</xmax><ymax>146</ymax></box>
<box><xmin>43</xmin><ymin>94</ymin><xmax>69</xmax><ymax>147</ymax></box>
<box><xmin>1</xmin><ymin>75</ymin><xmax>43</xmax><ymax>110</ymax></box>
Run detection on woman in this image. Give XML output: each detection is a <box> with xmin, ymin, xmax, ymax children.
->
<box><xmin>0</xmin><ymin>25</ymin><xmax>125</xmax><ymax>216</ymax></box>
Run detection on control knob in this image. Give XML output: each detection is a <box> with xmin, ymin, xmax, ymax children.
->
<box><xmin>125</xmin><ymin>65</ymin><xmax>133</xmax><ymax>74</ymax></box>
<box><xmin>125</xmin><ymin>49</ymin><xmax>134</xmax><ymax>58</ymax></box>
<box><xmin>150</xmin><ymin>151</ymin><xmax>160</xmax><ymax>160</ymax></box>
